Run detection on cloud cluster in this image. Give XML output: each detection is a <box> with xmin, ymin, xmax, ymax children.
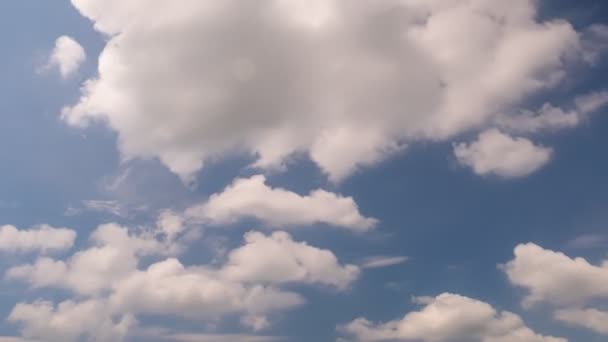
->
<box><xmin>62</xmin><ymin>0</ymin><xmax>599</xmax><ymax>181</ymax></box>
<box><xmin>6</xmin><ymin>219</ymin><xmax>358</xmax><ymax>341</ymax></box>
<box><xmin>339</xmin><ymin>293</ymin><xmax>566</xmax><ymax>342</ymax></box>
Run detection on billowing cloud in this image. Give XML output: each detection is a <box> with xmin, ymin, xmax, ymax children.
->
<box><xmin>454</xmin><ymin>129</ymin><xmax>552</xmax><ymax>178</ymax></box>
<box><xmin>6</xmin><ymin>222</ymin><xmax>184</xmax><ymax>295</ymax></box>
<box><xmin>6</xmin><ymin>218</ymin><xmax>357</xmax><ymax>339</ymax></box>
<box><xmin>184</xmin><ymin>175</ymin><xmax>377</xmax><ymax>231</ymax></box>
<box><xmin>8</xmin><ymin>300</ymin><xmax>134</xmax><ymax>342</ymax></box>
<box><xmin>62</xmin><ymin>0</ymin><xmax>596</xmax><ymax>181</ymax></box>
<box><xmin>0</xmin><ymin>225</ymin><xmax>76</xmax><ymax>253</ymax></box>
<box><xmin>502</xmin><ymin>243</ymin><xmax>608</xmax><ymax>307</ymax></box>
<box><xmin>221</xmin><ymin>231</ymin><xmax>359</xmax><ymax>289</ymax></box>
<box><xmin>47</xmin><ymin>35</ymin><xmax>86</xmax><ymax>78</ymax></box>
<box><xmin>339</xmin><ymin>293</ymin><xmax>566</xmax><ymax>342</ymax></box>
<box><xmin>555</xmin><ymin>308</ymin><xmax>608</xmax><ymax>335</ymax></box>
<box><xmin>107</xmin><ymin>258</ymin><xmax>304</xmax><ymax>325</ymax></box>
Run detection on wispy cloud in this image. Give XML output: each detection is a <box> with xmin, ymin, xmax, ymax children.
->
<box><xmin>361</xmin><ymin>256</ymin><xmax>409</xmax><ymax>269</ymax></box>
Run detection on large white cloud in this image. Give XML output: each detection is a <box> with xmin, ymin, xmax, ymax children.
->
<box><xmin>0</xmin><ymin>224</ymin><xmax>76</xmax><ymax>253</ymax></box>
<box><xmin>454</xmin><ymin>129</ymin><xmax>552</xmax><ymax>178</ymax></box>
<box><xmin>62</xmin><ymin>0</ymin><xmax>595</xmax><ymax>181</ymax></box>
<box><xmin>184</xmin><ymin>175</ymin><xmax>377</xmax><ymax>231</ymax></box>
<box><xmin>502</xmin><ymin>243</ymin><xmax>608</xmax><ymax>307</ymax></box>
<box><xmin>339</xmin><ymin>293</ymin><xmax>566</xmax><ymax>342</ymax></box>
<box><xmin>47</xmin><ymin>35</ymin><xmax>86</xmax><ymax>78</ymax></box>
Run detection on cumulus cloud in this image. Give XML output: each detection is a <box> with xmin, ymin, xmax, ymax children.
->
<box><xmin>62</xmin><ymin>0</ymin><xmax>595</xmax><ymax>181</ymax></box>
<box><xmin>6</xmin><ymin>223</ymin><xmax>179</xmax><ymax>295</ymax></box>
<box><xmin>220</xmin><ymin>231</ymin><xmax>359</xmax><ymax>289</ymax></box>
<box><xmin>502</xmin><ymin>243</ymin><xmax>608</xmax><ymax>307</ymax></box>
<box><xmin>47</xmin><ymin>35</ymin><xmax>85</xmax><ymax>78</ymax></box>
<box><xmin>0</xmin><ymin>225</ymin><xmax>76</xmax><ymax>253</ymax></box>
<box><xmin>554</xmin><ymin>308</ymin><xmax>608</xmax><ymax>335</ymax></box>
<box><xmin>7</xmin><ymin>219</ymin><xmax>357</xmax><ymax>339</ymax></box>
<box><xmin>184</xmin><ymin>175</ymin><xmax>377</xmax><ymax>231</ymax></box>
<box><xmin>339</xmin><ymin>293</ymin><xmax>566</xmax><ymax>342</ymax></box>
<box><xmin>454</xmin><ymin>129</ymin><xmax>552</xmax><ymax>178</ymax></box>
<box><xmin>107</xmin><ymin>257</ymin><xmax>304</xmax><ymax>324</ymax></box>
<box><xmin>8</xmin><ymin>300</ymin><xmax>134</xmax><ymax>342</ymax></box>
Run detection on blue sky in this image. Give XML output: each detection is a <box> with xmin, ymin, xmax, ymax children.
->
<box><xmin>1</xmin><ymin>1</ymin><xmax>608</xmax><ymax>341</ymax></box>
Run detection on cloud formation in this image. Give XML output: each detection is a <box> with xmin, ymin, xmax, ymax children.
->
<box><xmin>0</xmin><ymin>225</ymin><xmax>76</xmax><ymax>253</ymax></box>
<box><xmin>47</xmin><ymin>35</ymin><xmax>85</xmax><ymax>78</ymax></box>
<box><xmin>62</xmin><ymin>0</ymin><xmax>597</xmax><ymax>181</ymax></box>
<box><xmin>339</xmin><ymin>293</ymin><xmax>566</xmax><ymax>342</ymax></box>
<box><xmin>185</xmin><ymin>175</ymin><xmax>377</xmax><ymax>231</ymax></box>
<box><xmin>6</xmin><ymin>219</ymin><xmax>357</xmax><ymax>340</ymax></box>
<box><xmin>454</xmin><ymin>129</ymin><xmax>552</xmax><ymax>178</ymax></box>
<box><xmin>502</xmin><ymin>243</ymin><xmax>608</xmax><ymax>307</ymax></box>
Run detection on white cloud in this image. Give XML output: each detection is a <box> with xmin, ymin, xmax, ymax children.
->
<box><xmin>63</xmin><ymin>0</ymin><xmax>591</xmax><ymax>181</ymax></box>
<box><xmin>339</xmin><ymin>293</ymin><xmax>566</xmax><ymax>342</ymax></box>
<box><xmin>554</xmin><ymin>308</ymin><xmax>608</xmax><ymax>335</ymax></box>
<box><xmin>9</xmin><ymin>299</ymin><xmax>134</xmax><ymax>342</ymax></box>
<box><xmin>360</xmin><ymin>256</ymin><xmax>409</xmax><ymax>269</ymax></box>
<box><xmin>184</xmin><ymin>175</ymin><xmax>377</xmax><ymax>231</ymax></box>
<box><xmin>107</xmin><ymin>257</ymin><xmax>304</xmax><ymax>323</ymax></box>
<box><xmin>47</xmin><ymin>35</ymin><xmax>86</xmax><ymax>78</ymax></box>
<box><xmin>7</xmin><ymin>220</ymin><xmax>357</xmax><ymax>337</ymax></box>
<box><xmin>6</xmin><ymin>223</ymin><xmax>171</xmax><ymax>295</ymax></box>
<box><xmin>220</xmin><ymin>231</ymin><xmax>359</xmax><ymax>289</ymax></box>
<box><xmin>0</xmin><ymin>225</ymin><xmax>76</xmax><ymax>253</ymax></box>
<box><xmin>502</xmin><ymin>243</ymin><xmax>608</xmax><ymax>307</ymax></box>
<box><xmin>454</xmin><ymin>129</ymin><xmax>552</xmax><ymax>178</ymax></box>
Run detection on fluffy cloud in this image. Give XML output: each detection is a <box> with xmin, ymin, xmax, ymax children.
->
<box><xmin>502</xmin><ymin>243</ymin><xmax>608</xmax><ymax>307</ymax></box>
<box><xmin>7</xmin><ymin>220</ymin><xmax>357</xmax><ymax>338</ymax></box>
<box><xmin>0</xmin><ymin>225</ymin><xmax>75</xmax><ymax>253</ymax></box>
<box><xmin>8</xmin><ymin>300</ymin><xmax>134</xmax><ymax>342</ymax></box>
<box><xmin>62</xmin><ymin>0</ymin><xmax>595</xmax><ymax>181</ymax></box>
<box><xmin>454</xmin><ymin>129</ymin><xmax>552</xmax><ymax>178</ymax></box>
<box><xmin>47</xmin><ymin>35</ymin><xmax>86</xmax><ymax>78</ymax></box>
<box><xmin>220</xmin><ymin>231</ymin><xmax>359</xmax><ymax>289</ymax></box>
<box><xmin>6</xmin><ymin>223</ymin><xmax>177</xmax><ymax>295</ymax></box>
<box><xmin>107</xmin><ymin>258</ymin><xmax>304</xmax><ymax>323</ymax></box>
<box><xmin>184</xmin><ymin>175</ymin><xmax>377</xmax><ymax>231</ymax></box>
<box><xmin>339</xmin><ymin>293</ymin><xmax>566</xmax><ymax>342</ymax></box>
<box><xmin>554</xmin><ymin>308</ymin><xmax>608</xmax><ymax>335</ymax></box>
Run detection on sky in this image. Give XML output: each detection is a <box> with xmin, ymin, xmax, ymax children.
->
<box><xmin>1</xmin><ymin>0</ymin><xmax>608</xmax><ymax>341</ymax></box>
